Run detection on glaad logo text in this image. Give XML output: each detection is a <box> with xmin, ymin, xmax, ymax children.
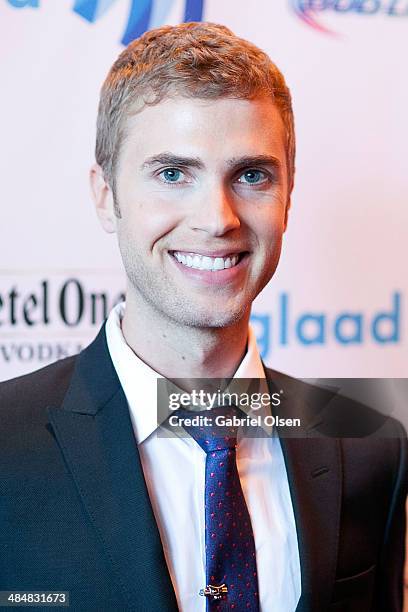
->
<box><xmin>6</xmin><ymin>0</ymin><xmax>205</xmax><ymax>45</ymax></box>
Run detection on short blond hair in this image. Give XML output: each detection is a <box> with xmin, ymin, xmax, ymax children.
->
<box><xmin>96</xmin><ymin>22</ymin><xmax>295</xmax><ymax>209</ymax></box>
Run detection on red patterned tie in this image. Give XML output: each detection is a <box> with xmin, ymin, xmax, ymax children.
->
<box><xmin>179</xmin><ymin>405</ymin><xmax>260</xmax><ymax>611</ymax></box>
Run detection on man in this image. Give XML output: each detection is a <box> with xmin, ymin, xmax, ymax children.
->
<box><xmin>0</xmin><ymin>22</ymin><xmax>406</xmax><ymax>612</ymax></box>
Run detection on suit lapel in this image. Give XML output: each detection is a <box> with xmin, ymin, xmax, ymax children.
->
<box><xmin>47</xmin><ymin>325</ymin><xmax>177</xmax><ymax>611</ymax></box>
<box><xmin>265</xmin><ymin>368</ymin><xmax>342</xmax><ymax>612</ymax></box>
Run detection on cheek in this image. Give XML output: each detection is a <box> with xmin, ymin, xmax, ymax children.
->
<box><xmin>119</xmin><ymin>197</ymin><xmax>184</xmax><ymax>252</ymax></box>
<box><xmin>246</xmin><ymin>204</ymin><xmax>286</xmax><ymax>247</ymax></box>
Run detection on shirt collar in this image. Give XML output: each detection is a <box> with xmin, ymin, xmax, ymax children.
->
<box><xmin>105</xmin><ymin>301</ymin><xmax>268</xmax><ymax>444</ymax></box>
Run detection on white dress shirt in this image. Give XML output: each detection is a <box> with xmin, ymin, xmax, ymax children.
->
<box><xmin>105</xmin><ymin>301</ymin><xmax>301</xmax><ymax>612</ymax></box>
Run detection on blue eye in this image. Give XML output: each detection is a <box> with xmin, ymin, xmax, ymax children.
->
<box><xmin>238</xmin><ymin>170</ymin><xmax>266</xmax><ymax>185</ymax></box>
<box><xmin>161</xmin><ymin>168</ymin><xmax>183</xmax><ymax>182</ymax></box>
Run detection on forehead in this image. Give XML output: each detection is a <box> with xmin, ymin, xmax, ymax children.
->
<box><xmin>119</xmin><ymin>96</ymin><xmax>287</xmax><ymax>169</ymax></box>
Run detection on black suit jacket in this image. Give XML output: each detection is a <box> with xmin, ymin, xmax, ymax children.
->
<box><xmin>0</xmin><ymin>324</ymin><xmax>406</xmax><ymax>612</ymax></box>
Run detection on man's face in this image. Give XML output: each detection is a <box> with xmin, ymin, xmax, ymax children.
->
<box><xmin>101</xmin><ymin>96</ymin><xmax>289</xmax><ymax>328</ymax></box>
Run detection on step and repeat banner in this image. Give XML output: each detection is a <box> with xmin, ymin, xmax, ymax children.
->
<box><xmin>0</xmin><ymin>0</ymin><xmax>407</xmax><ymax>381</ymax></box>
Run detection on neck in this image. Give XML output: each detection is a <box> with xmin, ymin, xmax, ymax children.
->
<box><xmin>121</xmin><ymin>291</ymin><xmax>250</xmax><ymax>382</ymax></box>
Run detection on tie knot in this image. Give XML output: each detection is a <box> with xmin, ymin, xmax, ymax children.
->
<box><xmin>175</xmin><ymin>404</ymin><xmax>244</xmax><ymax>453</ymax></box>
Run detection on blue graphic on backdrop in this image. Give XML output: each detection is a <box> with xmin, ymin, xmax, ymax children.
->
<box><xmin>8</xmin><ymin>0</ymin><xmax>38</xmax><ymax>6</ymax></box>
<box><xmin>6</xmin><ymin>0</ymin><xmax>204</xmax><ymax>44</ymax></box>
<box><xmin>73</xmin><ymin>0</ymin><xmax>204</xmax><ymax>44</ymax></box>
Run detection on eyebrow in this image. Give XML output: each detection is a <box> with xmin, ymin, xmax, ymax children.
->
<box><xmin>226</xmin><ymin>155</ymin><xmax>282</xmax><ymax>173</ymax></box>
<box><xmin>141</xmin><ymin>153</ymin><xmax>204</xmax><ymax>171</ymax></box>
<box><xmin>140</xmin><ymin>152</ymin><xmax>282</xmax><ymax>173</ymax></box>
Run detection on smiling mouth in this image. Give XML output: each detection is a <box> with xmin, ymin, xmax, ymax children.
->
<box><xmin>170</xmin><ymin>250</ymin><xmax>248</xmax><ymax>272</ymax></box>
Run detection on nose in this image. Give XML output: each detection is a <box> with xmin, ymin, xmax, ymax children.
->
<box><xmin>190</xmin><ymin>184</ymin><xmax>240</xmax><ymax>236</ymax></box>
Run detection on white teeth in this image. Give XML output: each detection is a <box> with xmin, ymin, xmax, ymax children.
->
<box><xmin>202</xmin><ymin>256</ymin><xmax>213</xmax><ymax>270</ymax></box>
<box><xmin>172</xmin><ymin>251</ymin><xmax>242</xmax><ymax>271</ymax></box>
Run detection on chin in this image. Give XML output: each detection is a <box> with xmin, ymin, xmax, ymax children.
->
<box><xmin>168</xmin><ymin>304</ymin><xmax>249</xmax><ymax>329</ymax></box>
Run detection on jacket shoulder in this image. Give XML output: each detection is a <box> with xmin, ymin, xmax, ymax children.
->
<box><xmin>0</xmin><ymin>356</ymin><xmax>77</xmax><ymax>425</ymax></box>
<box><xmin>264</xmin><ymin>365</ymin><xmax>407</xmax><ymax>438</ymax></box>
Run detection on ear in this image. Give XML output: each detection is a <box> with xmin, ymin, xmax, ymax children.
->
<box><xmin>89</xmin><ymin>163</ymin><xmax>117</xmax><ymax>233</ymax></box>
<box><xmin>283</xmin><ymin>197</ymin><xmax>291</xmax><ymax>233</ymax></box>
